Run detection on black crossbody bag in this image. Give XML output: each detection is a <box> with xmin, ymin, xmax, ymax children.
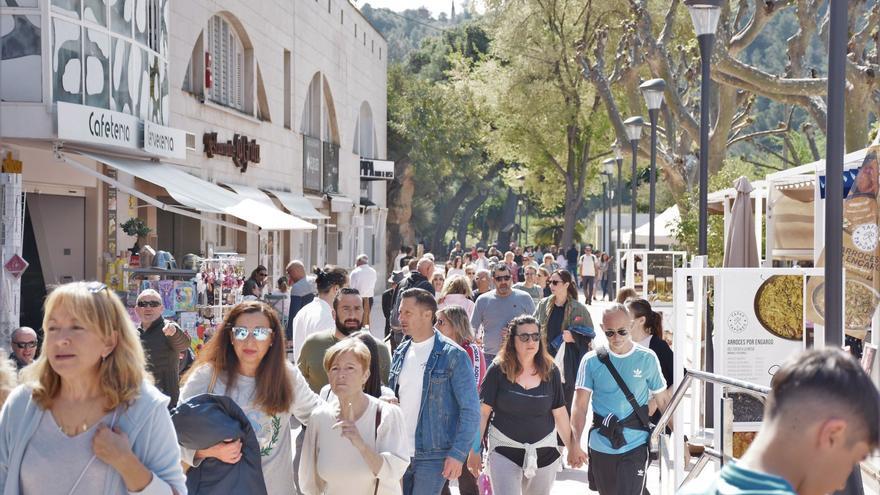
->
<box><xmin>595</xmin><ymin>346</ymin><xmax>658</xmax><ymax>461</ymax></box>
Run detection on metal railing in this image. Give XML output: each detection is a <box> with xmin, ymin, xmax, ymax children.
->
<box><xmin>651</xmin><ymin>368</ymin><xmax>880</xmax><ymax>491</ymax></box>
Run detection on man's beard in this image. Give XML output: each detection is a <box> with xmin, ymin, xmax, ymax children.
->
<box><xmin>335</xmin><ymin>319</ymin><xmax>362</xmax><ymax>336</ymax></box>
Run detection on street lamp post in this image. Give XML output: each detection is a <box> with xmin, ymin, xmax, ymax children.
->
<box><xmin>824</xmin><ymin>0</ymin><xmax>847</xmax><ymax>346</ymax></box>
<box><xmin>640</xmin><ymin>78</ymin><xmax>666</xmax><ymax>251</ymax></box>
<box><xmin>685</xmin><ymin>0</ymin><xmax>721</xmax><ymax>257</ymax></box>
<box><xmin>624</xmin><ymin>116</ymin><xmax>644</xmax><ymax>249</ymax></box>
<box><xmin>601</xmin><ymin>171</ymin><xmax>613</xmax><ymax>253</ymax></box>
<box><xmin>613</xmin><ymin>144</ymin><xmax>623</xmax><ymax>293</ymax></box>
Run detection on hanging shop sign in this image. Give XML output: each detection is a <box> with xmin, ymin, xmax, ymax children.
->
<box><xmin>56</xmin><ymin>102</ymin><xmax>187</xmax><ymax>160</ymax></box>
<box><xmin>360</xmin><ymin>158</ymin><xmax>395</xmax><ymax>181</ymax></box>
<box><xmin>203</xmin><ymin>132</ymin><xmax>261</xmax><ymax>173</ymax></box>
<box><xmin>3</xmin><ymin>254</ymin><xmax>28</xmax><ymax>279</ymax></box>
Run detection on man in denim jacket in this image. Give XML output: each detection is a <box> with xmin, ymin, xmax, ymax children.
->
<box><xmin>389</xmin><ymin>288</ymin><xmax>481</xmax><ymax>495</ymax></box>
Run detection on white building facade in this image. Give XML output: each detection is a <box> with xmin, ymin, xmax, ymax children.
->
<box><xmin>0</xmin><ymin>0</ymin><xmax>389</xmax><ymax>332</ymax></box>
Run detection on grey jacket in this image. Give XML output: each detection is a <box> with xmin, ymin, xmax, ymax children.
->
<box><xmin>0</xmin><ymin>380</ymin><xmax>187</xmax><ymax>495</ymax></box>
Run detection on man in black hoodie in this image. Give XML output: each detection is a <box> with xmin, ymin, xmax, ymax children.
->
<box><xmin>136</xmin><ymin>288</ymin><xmax>191</xmax><ymax>407</ymax></box>
<box><xmin>388</xmin><ymin>257</ymin><xmax>435</xmax><ymax>350</ymax></box>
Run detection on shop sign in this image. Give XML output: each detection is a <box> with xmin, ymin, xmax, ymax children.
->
<box><xmin>203</xmin><ymin>132</ymin><xmax>261</xmax><ymax>173</ymax></box>
<box><xmin>3</xmin><ymin>254</ymin><xmax>28</xmax><ymax>279</ymax></box>
<box><xmin>359</xmin><ymin>158</ymin><xmax>395</xmax><ymax>181</ymax></box>
<box><xmin>57</xmin><ymin>102</ymin><xmax>139</xmax><ymax>151</ymax></box>
<box><xmin>143</xmin><ymin>121</ymin><xmax>187</xmax><ymax>160</ymax></box>
<box><xmin>1</xmin><ymin>152</ymin><xmax>23</xmax><ymax>174</ymax></box>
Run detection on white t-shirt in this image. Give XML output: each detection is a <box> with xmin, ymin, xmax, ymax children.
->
<box><xmin>350</xmin><ymin>264</ymin><xmax>378</xmax><ymax>298</ymax></box>
<box><xmin>398</xmin><ymin>335</ymin><xmax>435</xmax><ymax>456</ymax></box>
<box><xmin>292</xmin><ymin>298</ymin><xmax>335</xmax><ymax>361</ymax></box>
<box><xmin>580</xmin><ymin>254</ymin><xmax>597</xmax><ymax>277</ymax></box>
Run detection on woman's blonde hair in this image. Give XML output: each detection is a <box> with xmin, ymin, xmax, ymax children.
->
<box><xmin>323</xmin><ymin>338</ymin><xmax>371</xmax><ymax>374</ymax></box>
<box><xmin>25</xmin><ymin>282</ymin><xmax>148</xmax><ymax>410</ymax></box>
<box><xmin>439</xmin><ymin>275</ymin><xmax>473</xmax><ymax>301</ymax></box>
<box><xmin>436</xmin><ymin>305</ymin><xmax>474</xmax><ymax>343</ymax></box>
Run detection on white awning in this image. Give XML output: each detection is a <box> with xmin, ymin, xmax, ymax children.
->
<box><xmin>264</xmin><ymin>189</ymin><xmax>330</xmax><ymax>220</ymax></box>
<box><xmin>221</xmin><ymin>183</ymin><xmax>282</xmax><ymax>209</ymax></box>
<box><xmin>328</xmin><ymin>194</ymin><xmax>354</xmax><ymax>213</ymax></box>
<box><xmin>72</xmin><ymin>151</ymin><xmax>315</xmax><ymax>231</ymax></box>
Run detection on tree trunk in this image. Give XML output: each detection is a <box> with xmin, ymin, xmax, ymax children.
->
<box><xmin>386</xmin><ymin>158</ymin><xmax>416</xmax><ymax>271</ymax></box>
<box><xmin>430</xmin><ymin>182</ymin><xmax>475</xmax><ymax>257</ymax></box>
<box><xmin>457</xmin><ymin>191</ymin><xmax>490</xmax><ymax>248</ymax></box>
<box><xmin>845</xmin><ymin>86</ymin><xmax>872</xmax><ymax>151</ymax></box>
<box><xmin>495</xmin><ymin>188</ymin><xmax>520</xmax><ymax>250</ymax></box>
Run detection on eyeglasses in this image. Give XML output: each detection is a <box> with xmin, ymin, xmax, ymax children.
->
<box><xmin>13</xmin><ymin>341</ymin><xmax>37</xmax><ymax>349</ymax></box>
<box><xmin>604</xmin><ymin>328</ymin><xmax>629</xmax><ymax>338</ymax></box>
<box><xmin>231</xmin><ymin>326</ymin><xmax>273</xmax><ymax>341</ymax></box>
<box><xmin>515</xmin><ymin>332</ymin><xmax>541</xmax><ymax>343</ymax></box>
<box><xmin>494</xmin><ymin>275</ymin><xmax>511</xmax><ymax>282</ymax></box>
<box><xmin>137</xmin><ymin>300</ymin><xmax>162</xmax><ymax>308</ymax></box>
<box><xmin>549</xmin><ymin>279</ymin><xmax>565</xmax><ymax>286</ymax></box>
<box><xmin>86</xmin><ymin>282</ymin><xmax>107</xmax><ymax>293</ymax></box>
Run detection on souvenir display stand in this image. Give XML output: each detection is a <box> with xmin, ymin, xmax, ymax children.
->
<box><xmin>191</xmin><ymin>253</ymin><xmax>246</xmax><ymax>353</ymax></box>
<box><xmin>120</xmin><ymin>267</ymin><xmax>199</xmax><ymax>327</ymax></box>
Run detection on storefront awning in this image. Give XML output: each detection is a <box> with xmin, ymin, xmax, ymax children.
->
<box><xmin>264</xmin><ymin>190</ymin><xmax>330</xmax><ymax>220</ymax></box>
<box><xmin>221</xmin><ymin>183</ymin><xmax>282</xmax><ymax>209</ymax></box>
<box><xmin>68</xmin><ymin>150</ymin><xmax>315</xmax><ymax>231</ymax></box>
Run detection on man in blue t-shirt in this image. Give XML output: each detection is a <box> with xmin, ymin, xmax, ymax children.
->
<box><xmin>680</xmin><ymin>348</ymin><xmax>880</xmax><ymax>495</ymax></box>
<box><xmin>570</xmin><ymin>303</ymin><xmax>671</xmax><ymax>495</ymax></box>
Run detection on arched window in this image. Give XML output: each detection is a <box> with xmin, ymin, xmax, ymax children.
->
<box><xmin>353</xmin><ymin>101</ymin><xmax>377</xmax><ymax>158</ymax></box>
<box><xmin>206</xmin><ymin>14</ymin><xmax>244</xmax><ymax>110</ymax></box>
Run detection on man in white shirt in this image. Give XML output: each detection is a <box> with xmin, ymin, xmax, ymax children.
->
<box><xmin>291</xmin><ymin>266</ymin><xmax>347</xmax><ymax>362</ymax></box>
<box><xmin>349</xmin><ymin>254</ymin><xmax>378</xmax><ymax>327</ymax></box>
<box><xmin>472</xmin><ymin>247</ymin><xmax>491</xmax><ymax>271</ymax></box>
<box><xmin>579</xmin><ymin>245</ymin><xmax>599</xmax><ymax>305</ymax></box>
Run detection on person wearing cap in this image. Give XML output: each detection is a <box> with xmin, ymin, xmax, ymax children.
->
<box><xmin>349</xmin><ymin>254</ymin><xmax>378</xmax><ymax>327</ymax></box>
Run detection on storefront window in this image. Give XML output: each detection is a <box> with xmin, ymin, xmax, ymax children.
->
<box><xmin>303</xmin><ymin>135</ymin><xmax>322</xmax><ymax>193</ymax></box>
<box><xmin>322</xmin><ymin>142</ymin><xmax>339</xmax><ymax>194</ymax></box>
<box><xmin>49</xmin><ymin>0</ymin><xmax>168</xmax><ymax>123</ymax></box>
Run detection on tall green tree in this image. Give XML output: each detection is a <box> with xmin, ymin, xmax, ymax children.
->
<box><xmin>474</xmin><ymin>0</ymin><xmax>613</xmax><ymax>248</ymax></box>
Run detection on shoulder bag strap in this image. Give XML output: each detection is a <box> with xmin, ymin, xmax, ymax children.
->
<box><xmin>373</xmin><ymin>405</ymin><xmax>382</xmax><ymax>495</ymax></box>
<box><xmin>595</xmin><ymin>347</ymin><xmax>652</xmax><ymax>430</ymax></box>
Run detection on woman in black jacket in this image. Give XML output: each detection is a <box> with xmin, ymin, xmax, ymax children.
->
<box><xmin>626</xmin><ymin>298</ymin><xmax>674</xmax><ymax>423</ymax></box>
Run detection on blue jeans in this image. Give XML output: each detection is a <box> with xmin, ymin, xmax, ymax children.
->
<box><xmin>403</xmin><ymin>458</ymin><xmax>447</xmax><ymax>495</ymax></box>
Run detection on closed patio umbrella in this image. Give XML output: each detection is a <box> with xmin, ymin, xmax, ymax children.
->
<box><xmin>723</xmin><ymin>176</ymin><xmax>760</xmax><ymax>267</ymax></box>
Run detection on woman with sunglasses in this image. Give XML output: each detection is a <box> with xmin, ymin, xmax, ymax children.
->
<box><xmin>474</xmin><ymin>315</ymin><xmax>585</xmax><ymax>495</ymax></box>
<box><xmin>0</xmin><ymin>282</ymin><xmax>186</xmax><ymax>494</ymax></box>
<box><xmin>243</xmin><ymin>265</ymin><xmax>269</xmax><ymax>299</ymax></box>
<box><xmin>533</xmin><ymin>270</ymin><xmax>594</xmax><ymax>413</ymax></box>
<box><xmin>179</xmin><ymin>300</ymin><xmax>322</xmax><ymax>494</ymax></box>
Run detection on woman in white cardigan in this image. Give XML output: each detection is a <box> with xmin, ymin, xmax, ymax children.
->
<box><xmin>300</xmin><ymin>338</ymin><xmax>409</xmax><ymax>495</ymax></box>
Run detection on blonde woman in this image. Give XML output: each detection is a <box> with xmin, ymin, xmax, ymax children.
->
<box><xmin>437</xmin><ymin>275</ymin><xmax>475</xmax><ymax>319</ymax></box>
<box><xmin>300</xmin><ymin>339</ymin><xmax>409</xmax><ymax>494</ymax></box>
<box><xmin>0</xmin><ymin>281</ymin><xmax>186</xmax><ymax>494</ymax></box>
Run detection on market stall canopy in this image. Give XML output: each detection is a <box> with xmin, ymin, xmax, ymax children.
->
<box><xmin>723</xmin><ymin>177</ymin><xmax>760</xmax><ymax>267</ymax></box>
<box><xmin>707</xmin><ymin>180</ymin><xmax>767</xmax><ymax>215</ymax></box>
<box><xmin>69</xmin><ymin>150</ymin><xmax>315</xmax><ymax>231</ymax></box>
<box><xmin>631</xmin><ymin>206</ymin><xmax>680</xmax><ymax>246</ymax></box>
<box><xmin>264</xmin><ymin>190</ymin><xmax>330</xmax><ymax>220</ymax></box>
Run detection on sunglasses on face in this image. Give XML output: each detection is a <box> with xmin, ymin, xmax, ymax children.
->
<box><xmin>515</xmin><ymin>332</ymin><xmax>541</xmax><ymax>343</ymax></box>
<box><xmin>604</xmin><ymin>328</ymin><xmax>629</xmax><ymax>338</ymax></box>
<box><xmin>494</xmin><ymin>275</ymin><xmax>512</xmax><ymax>282</ymax></box>
<box><xmin>549</xmin><ymin>279</ymin><xmax>564</xmax><ymax>285</ymax></box>
<box><xmin>13</xmin><ymin>341</ymin><xmax>37</xmax><ymax>349</ymax></box>
<box><xmin>231</xmin><ymin>326</ymin><xmax>273</xmax><ymax>341</ymax></box>
<box><xmin>137</xmin><ymin>300</ymin><xmax>162</xmax><ymax>308</ymax></box>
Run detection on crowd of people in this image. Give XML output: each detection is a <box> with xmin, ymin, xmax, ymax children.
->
<box><xmin>0</xmin><ymin>241</ymin><xmax>876</xmax><ymax>495</ymax></box>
